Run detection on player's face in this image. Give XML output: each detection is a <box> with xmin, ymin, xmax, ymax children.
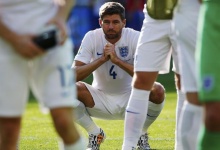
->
<box><xmin>99</xmin><ymin>14</ymin><xmax>126</xmax><ymax>42</ymax></box>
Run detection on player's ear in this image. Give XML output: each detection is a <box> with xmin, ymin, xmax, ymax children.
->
<box><xmin>123</xmin><ymin>19</ymin><xmax>126</xmax><ymax>27</ymax></box>
<box><xmin>99</xmin><ymin>18</ymin><xmax>102</xmax><ymax>27</ymax></box>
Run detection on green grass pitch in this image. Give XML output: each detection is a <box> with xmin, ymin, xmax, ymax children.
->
<box><xmin>20</xmin><ymin>71</ymin><xmax>176</xmax><ymax>149</ymax></box>
<box><xmin>19</xmin><ymin>92</ymin><xmax>176</xmax><ymax>150</ymax></box>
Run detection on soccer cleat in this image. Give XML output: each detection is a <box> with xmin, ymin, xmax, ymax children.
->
<box><xmin>137</xmin><ymin>133</ymin><xmax>151</xmax><ymax>150</ymax></box>
<box><xmin>86</xmin><ymin>128</ymin><xmax>106</xmax><ymax>150</ymax></box>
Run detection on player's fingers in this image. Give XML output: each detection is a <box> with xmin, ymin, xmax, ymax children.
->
<box><xmin>104</xmin><ymin>43</ymin><xmax>111</xmax><ymax>49</ymax></box>
<box><xmin>29</xmin><ymin>44</ymin><xmax>45</xmax><ymax>58</ymax></box>
<box><xmin>34</xmin><ymin>47</ymin><xmax>44</xmax><ymax>56</ymax></box>
<box><xmin>19</xmin><ymin>50</ymin><xmax>37</xmax><ymax>59</ymax></box>
<box><xmin>47</xmin><ymin>20</ymin><xmax>67</xmax><ymax>45</ymax></box>
<box><xmin>54</xmin><ymin>22</ymin><xmax>67</xmax><ymax>44</ymax></box>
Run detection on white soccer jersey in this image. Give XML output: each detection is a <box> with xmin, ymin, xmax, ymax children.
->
<box><xmin>74</xmin><ymin>28</ymin><xmax>140</xmax><ymax>94</ymax></box>
<box><xmin>0</xmin><ymin>0</ymin><xmax>57</xmax><ymax>34</ymax></box>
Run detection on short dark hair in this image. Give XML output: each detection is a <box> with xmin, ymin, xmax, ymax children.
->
<box><xmin>99</xmin><ymin>2</ymin><xmax>125</xmax><ymax>20</ymax></box>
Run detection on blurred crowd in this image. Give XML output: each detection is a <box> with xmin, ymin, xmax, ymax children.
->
<box><xmin>67</xmin><ymin>0</ymin><xmax>145</xmax><ymax>55</ymax></box>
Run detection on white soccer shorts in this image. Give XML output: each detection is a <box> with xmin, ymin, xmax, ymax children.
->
<box><xmin>0</xmin><ymin>39</ymin><xmax>78</xmax><ymax>117</ymax></box>
<box><xmin>134</xmin><ymin>10</ymin><xmax>179</xmax><ymax>74</ymax></box>
<box><xmin>84</xmin><ymin>82</ymin><xmax>130</xmax><ymax>120</ymax></box>
<box><xmin>173</xmin><ymin>0</ymin><xmax>200</xmax><ymax>92</ymax></box>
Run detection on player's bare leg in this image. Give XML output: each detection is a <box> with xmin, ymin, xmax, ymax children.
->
<box><xmin>0</xmin><ymin>117</ymin><xmax>21</xmax><ymax>150</ymax></box>
<box><xmin>50</xmin><ymin>107</ymin><xmax>84</xmax><ymax>149</ymax></box>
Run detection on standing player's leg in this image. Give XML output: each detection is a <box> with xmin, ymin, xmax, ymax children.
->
<box><xmin>122</xmin><ymin>18</ymin><xmax>173</xmax><ymax>149</ymax></box>
<box><xmin>0</xmin><ymin>118</ymin><xmax>21</xmax><ymax>150</ymax></box>
<box><xmin>173</xmin><ymin>1</ymin><xmax>202</xmax><ymax>149</ymax></box>
<box><xmin>0</xmin><ymin>48</ymin><xmax>29</xmax><ymax>150</ymax></box>
<box><xmin>50</xmin><ymin>107</ymin><xmax>84</xmax><ymax>150</ymax></box>
<box><xmin>139</xmin><ymin>82</ymin><xmax>165</xmax><ymax>149</ymax></box>
<box><xmin>123</xmin><ymin>71</ymin><xmax>156</xmax><ymax>150</ymax></box>
<box><xmin>196</xmin><ymin>2</ymin><xmax>220</xmax><ymax>150</ymax></box>
<box><xmin>172</xmin><ymin>43</ymin><xmax>186</xmax><ymax>150</ymax></box>
<box><xmin>142</xmin><ymin>82</ymin><xmax>165</xmax><ymax>132</ymax></box>
<box><xmin>174</xmin><ymin>73</ymin><xmax>185</xmax><ymax>150</ymax></box>
<box><xmin>31</xmin><ymin>41</ymin><xmax>85</xmax><ymax>150</ymax></box>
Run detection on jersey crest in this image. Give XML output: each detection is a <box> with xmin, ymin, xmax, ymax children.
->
<box><xmin>119</xmin><ymin>46</ymin><xmax>129</xmax><ymax>58</ymax></box>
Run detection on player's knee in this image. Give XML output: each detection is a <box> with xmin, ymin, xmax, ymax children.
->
<box><xmin>51</xmin><ymin>111</ymin><xmax>73</xmax><ymax>135</ymax></box>
<box><xmin>76</xmin><ymin>81</ymin><xmax>95</xmax><ymax>107</ymax></box>
<box><xmin>1</xmin><ymin>118</ymin><xmax>21</xmax><ymax>137</ymax></box>
<box><xmin>149</xmin><ymin>82</ymin><xmax>165</xmax><ymax>104</ymax></box>
<box><xmin>205</xmin><ymin>108</ymin><xmax>220</xmax><ymax>130</ymax></box>
<box><xmin>55</xmin><ymin>118</ymin><xmax>69</xmax><ymax>130</ymax></box>
<box><xmin>76</xmin><ymin>81</ymin><xmax>86</xmax><ymax>97</ymax></box>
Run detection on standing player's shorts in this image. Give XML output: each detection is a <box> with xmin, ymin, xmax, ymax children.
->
<box><xmin>83</xmin><ymin>82</ymin><xmax>130</xmax><ymax>120</ymax></box>
<box><xmin>0</xmin><ymin>38</ymin><xmax>78</xmax><ymax>117</ymax></box>
<box><xmin>173</xmin><ymin>0</ymin><xmax>200</xmax><ymax>92</ymax></box>
<box><xmin>196</xmin><ymin>1</ymin><xmax>220</xmax><ymax>102</ymax></box>
<box><xmin>134</xmin><ymin>6</ymin><xmax>179</xmax><ymax>74</ymax></box>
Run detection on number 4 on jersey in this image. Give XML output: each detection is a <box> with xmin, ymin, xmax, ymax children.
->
<box><xmin>109</xmin><ymin>65</ymin><xmax>117</xmax><ymax>79</ymax></box>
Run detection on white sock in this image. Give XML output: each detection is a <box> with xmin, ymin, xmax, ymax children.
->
<box><xmin>175</xmin><ymin>90</ymin><xmax>185</xmax><ymax>150</ymax></box>
<box><xmin>74</xmin><ymin>102</ymin><xmax>100</xmax><ymax>134</ymax></box>
<box><xmin>59</xmin><ymin>136</ymin><xmax>86</xmax><ymax>150</ymax></box>
<box><xmin>122</xmin><ymin>88</ymin><xmax>150</xmax><ymax>149</ymax></box>
<box><xmin>176</xmin><ymin>90</ymin><xmax>185</xmax><ymax>125</ymax></box>
<box><xmin>142</xmin><ymin>100</ymin><xmax>165</xmax><ymax>132</ymax></box>
<box><xmin>178</xmin><ymin>101</ymin><xmax>203</xmax><ymax>150</ymax></box>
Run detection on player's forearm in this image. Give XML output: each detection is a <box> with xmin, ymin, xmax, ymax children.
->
<box><xmin>74</xmin><ymin>57</ymin><xmax>106</xmax><ymax>81</ymax></box>
<box><xmin>55</xmin><ymin>0</ymin><xmax>75</xmax><ymax>21</ymax></box>
<box><xmin>74</xmin><ymin>65</ymin><xmax>94</xmax><ymax>81</ymax></box>
<box><xmin>114</xmin><ymin>59</ymin><xmax>134</xmax><ymax>76</ymax></box>
<box><xmin>0</xmin><ymin>20</ymin><xmax>18</xmax><ymax>45</ymax></box>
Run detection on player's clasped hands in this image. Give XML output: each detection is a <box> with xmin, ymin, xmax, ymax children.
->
<box><xmin>103</xmin><ymin>43</ymin><xmax>119</xmax><ymax>64</ymax></box>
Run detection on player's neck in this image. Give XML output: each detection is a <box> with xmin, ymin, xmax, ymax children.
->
<box><xmin>106</xmin><ymin>37</ymin><xmax>120</xmax><ymax>45</ymax></box>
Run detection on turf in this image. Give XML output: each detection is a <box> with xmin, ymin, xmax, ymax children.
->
<box><xmin>19</xmin><ymin>92</ymin><xmax>176</xmax><ymax>150</ymax></box>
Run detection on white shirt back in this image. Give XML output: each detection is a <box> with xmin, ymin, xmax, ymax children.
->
<box><xmin>74</xmin><ymin>28</ymin><xmax>140</xmax><ymax>94</ymax></box>
<box><xmin>0</xmin><ymin>0</ymin><xmax>57</xmax><ymax>34</ymax></box>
